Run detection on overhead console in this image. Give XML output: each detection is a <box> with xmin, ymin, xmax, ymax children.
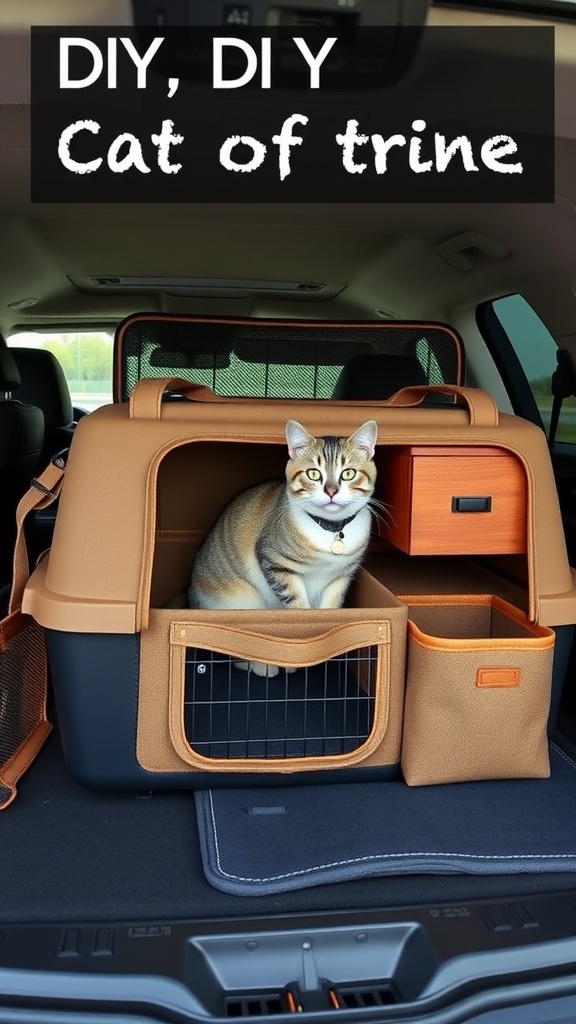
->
<box><xmin>132</xmin><ymin>0</ymin><xmax>430</xmax><ymax>29</ymax></box>
<box><xmin>131</xmin><ymin>0</ymin><xmax>431</xmax><ymax>89</ymax></box>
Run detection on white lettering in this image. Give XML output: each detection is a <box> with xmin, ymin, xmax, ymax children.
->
<box><xmin>59</xmin><ymin>38</ymin><xmax>103</xmax><ymax>89</ymax></box>
<box><xmin>371</xmin><ymin>133</ymin><xmax>406</xmax><ymax>173</ymax></box>
<box><xmin>292</xmin><ymin>36</ymin><xmax>337</xmax><ymax>89</ymax></box>
<box><xmin>59</xmin><ymin>36</ymin><xmax>163</xmax><ymax>90</ymax></box>
<box><xmin>481</xmin><ymin>135</ymin><xmax>523</xmax><ymax>174</ymax></box>
<box><xmin>58</xmin><ymin>120</ymin><xmax>103</xmax><ymax>173</ymax></box>
<box><xmin>220</xmin><ymin>135</ymin><xmax>267</xmax><ymax>172</ymax></box>
<box><xmin>213</xmin><ymin>38</ymin><xmax>258</xmax><ymax>88</ymax></box>
<box><xmin>120</xmin><ymin>36</ymin><xmax>164</xmax><ymax>89</ymax></box>
<box><xmin>335</xmin><ymin>119</ymin><xmax>369</xmax><ymax>174</ymax></box>
<box><xmin>272</xmin><ymin>114</ymin><xmax>309</xmax><ymax>180</ymax></box>
<box><xmin>435</xmin><ymin>133</ymin><xmax>479</xmax><ymax>173</ymax></box>
<box><xmin>408</xmin><ymin>120</ymin><xmax>432</xmax><ymax>173</ymax></box>
<box><xmin>107</xmin><ymin>133</ymin><xmax>151</xmax><ymax>173</ymax></box>
<box><xmin>151</xmin><ymin>119</ymin><xmax>183</xmax><ymax>174</ymax></box>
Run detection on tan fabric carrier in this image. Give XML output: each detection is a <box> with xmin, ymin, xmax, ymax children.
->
<box><xmin>20</xmin><ymin>373</ymin><xmax>576</xmax><ymax>790</ymax></box>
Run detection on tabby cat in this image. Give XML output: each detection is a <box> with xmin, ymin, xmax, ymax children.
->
<box><xmin>187</xmin><ymin>419</ymin><xmax>378</xmax><ymax>676</ymax></box>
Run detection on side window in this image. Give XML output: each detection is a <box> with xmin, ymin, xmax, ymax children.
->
<box><xmin>7</xmin><ymin>331</ymin><xmax>114</xmax><ymax>412</ymax></box>
<box><xmin>489</xmin><ymin>294</ymin><xmax>575</xmax><ymax>442</ymax></box>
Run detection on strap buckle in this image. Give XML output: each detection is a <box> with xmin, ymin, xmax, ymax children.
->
<box><xmin>50</xmin><ymin>448</ymin><xmax>69</xmax><ymax>470</ymax></box>
<box><xmin>30</xmin><ymin>448</ymin><xmax>69</xmax><ymax>496</ymax></box>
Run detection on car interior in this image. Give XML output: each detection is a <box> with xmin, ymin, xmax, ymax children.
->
<box><xmin>3</xmin><ymin>0</ymin><xmax>576</xmax><ymax>1021</ymax></box>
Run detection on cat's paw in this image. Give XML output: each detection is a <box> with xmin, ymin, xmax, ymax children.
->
<box><xmin>285</xmin><ymin>666</ymin><xmax>297</xmax><ymax>675</ymax></box>
<box><xmin>252</xmin><ymin>661</ymin><xmax>280</xmax><ymax>677</ymax></box>
<box><xmin>233</xmin><ymin>660</ymin><xmax>280</xmax><ymax>678</ymax></box>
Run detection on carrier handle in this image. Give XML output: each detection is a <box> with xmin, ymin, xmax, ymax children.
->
<box><xmin>384</xmin><ymin>385</ymin><xmax>499</xmax><ymax>427</ymax></box>
<box><xmin>129</xmin><ymin>377</ymin><xmax>221</xmax><ymax>419</ymax></box>
<box><xmin>129</xmin><ymin>378</ymin><xmax>499</xmax><ymax>427</ymax></box>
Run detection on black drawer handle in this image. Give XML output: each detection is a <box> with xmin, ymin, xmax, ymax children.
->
<box><xmin>451</xmin><ymin>496</ymin><xmax>492</xmax><ymax>513</ymax></box>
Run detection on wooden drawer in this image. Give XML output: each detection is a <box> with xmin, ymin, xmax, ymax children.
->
<box><xmin>379</xmin><ymin>446</ymin><xmax>527</xmax><ymax>555</ymax></box>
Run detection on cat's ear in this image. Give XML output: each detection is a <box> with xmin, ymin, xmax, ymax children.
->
<box><xmin>286</xmin><ymin>420</ymin><xmax>315</xmax><ymax>458</ymax></box>
<box><xmin>349</xmin><ymin>420</ymin><xmax>378</xmax><ymax>459</ymax></box>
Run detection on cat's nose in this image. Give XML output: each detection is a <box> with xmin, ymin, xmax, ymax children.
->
<box><xmin>324</xmin><ymin>484</ymin><xmax>339</xmax><ymax>497</ymax></box>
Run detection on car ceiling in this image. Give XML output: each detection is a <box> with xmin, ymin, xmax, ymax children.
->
<box><xmin>1</xmin><ymin>0</ymin><xmax>576</xmax><ymax>345</ymax></box>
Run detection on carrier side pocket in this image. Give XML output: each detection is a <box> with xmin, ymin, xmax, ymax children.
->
<box><xmin>400</xmin><ymin>595</ymin><xmax>555</xmax><ymax>786</ymax></box>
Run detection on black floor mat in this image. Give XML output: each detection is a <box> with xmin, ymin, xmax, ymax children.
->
<box><xmin>2</xmin><ymin>732</ymin><xmax>576</xmax><ymax>923</ymax></box>
<box><xmin>196</xmin><ymin>746</ymin><xmax>576</xmax><ymax>896</ymax></box>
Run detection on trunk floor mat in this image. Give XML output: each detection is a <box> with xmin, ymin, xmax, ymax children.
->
<box><xmin>196</xmin><ymin>745</ymin><xmax>576</xmax><ymax>895</ymax></box>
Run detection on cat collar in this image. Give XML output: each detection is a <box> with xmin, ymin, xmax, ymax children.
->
<box><xmin>306</xmin><ymin>511</ymin><xmax>358</xmax><ymax>554</ymax></box>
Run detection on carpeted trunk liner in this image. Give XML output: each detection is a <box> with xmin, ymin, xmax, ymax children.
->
<box><xmin>2</xmin><ymin>732</ymin><xmax>576</xmax><ymax>923</ymax></box>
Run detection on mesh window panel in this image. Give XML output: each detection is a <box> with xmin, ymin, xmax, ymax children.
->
<box><xmin>183</xmin><ymin>646</ymin><xmax>377</xmax><ymax>761</ymax></box>
<box><xmin>117</xmin><ymin>318</ymin><xmax>462</xmax><ymax>402</ymax></box>
<box><xmin>0</xmin><ymin>617</ymin><xmax>49</xmax><ymax>807</ymax></box>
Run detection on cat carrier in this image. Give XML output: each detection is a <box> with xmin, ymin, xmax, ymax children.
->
<box><xmin>21</xmin><ymin>315</ymin><xmax>576</xmax><ymax>790</ymax></box>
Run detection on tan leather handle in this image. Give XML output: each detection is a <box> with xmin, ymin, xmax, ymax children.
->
<box><xmin>129</xmin><ymin>378</ymin><xmax>499</xmax><ymax>426</ymax></box>
<box><xmin>129</xmin><ymin>377</ymin><xmax>222</xmax><ymax>419</ymax></box>
<box><xmin>384</xmin><ymin>385</ymin><xmax>499</xmax><ymax>427</ymax></box>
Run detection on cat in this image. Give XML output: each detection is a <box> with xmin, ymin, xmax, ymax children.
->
<box><xmin>187</xmin><ymin>419</ymin><xmax>378</xmax><ymax>677</ymax></box>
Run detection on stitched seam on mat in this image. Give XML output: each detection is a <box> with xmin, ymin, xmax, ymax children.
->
<box><xmin>205</xmin><ymin>791</ymin><xmax>576</xmax><ymax>884</ymax></box>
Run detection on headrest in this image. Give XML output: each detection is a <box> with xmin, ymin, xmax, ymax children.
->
<box><xmin>10</xmin><ymin>347</ymin><xmax>74</xmax><ymax>427</ymax></box>
<box><xmin>0</xmin><ymin>341</ymin><xmax>21</xmax><ymax>392</ymax></box>
<box><xmin>340</xmin><ymin>353</ymin><xmax>429</xmax><ymax>400</ymax></box>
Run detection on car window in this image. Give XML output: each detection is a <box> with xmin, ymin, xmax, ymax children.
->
<box><xmin>490</xmin><ymin>294</ymin><xmax>576</xmax><ymax>443</ymax></box>
<box><xmin>7</xmin><ymin>330</ymin><xmax>114</xmax><ymax>412</ymax></box>
<box><xmin>149</xmin><ymin>350</ymin><xmax>344</xmax><ymax>399</ymax></box>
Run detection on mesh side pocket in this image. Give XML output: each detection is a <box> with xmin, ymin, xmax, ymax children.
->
<box><xmin>0</xmin><ymin>611</ymin><xmax>52</xmax><ymax>809</ymax></box>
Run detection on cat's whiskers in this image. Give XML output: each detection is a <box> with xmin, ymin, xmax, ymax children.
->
<box><xmin>368</xmin><ymin>497</ymin><xmax>396</xmax><ymax>530</ymax></box>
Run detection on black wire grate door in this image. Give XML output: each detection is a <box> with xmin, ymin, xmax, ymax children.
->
<box><xmin>183</xmin><ymin>646</ymin><xmax>377</xmax><ymax>761</ymax></box>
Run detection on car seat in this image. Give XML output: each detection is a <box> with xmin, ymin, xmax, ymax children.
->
<box><xmin>0</xmin><ymin>340</ymin><xmax>44</xmax><ymax>585</ymax></box>
<box><xmin>337</xmin><ymin>353</ymin><xmax>429</xmax><ymax>399</ymax></box>
<box><xmin>10</xmin><ymin>347</ymin><xmax>75</xmax><ymax>471</ymax></box>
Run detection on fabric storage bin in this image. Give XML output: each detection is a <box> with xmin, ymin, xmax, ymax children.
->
<box><xmin>400</xmin><ymin>594</ymin><xmax>555</xmax><ymax>786</ymax></box>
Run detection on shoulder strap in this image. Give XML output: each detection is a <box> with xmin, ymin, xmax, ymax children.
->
<box><xmin>9</xmin><ymin>455</ymin><xmax>67</xmax><ymax>615</ymax></box>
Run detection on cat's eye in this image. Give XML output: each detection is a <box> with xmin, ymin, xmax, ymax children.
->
<box><xmin>341</xmin><ymin>468</ymin><xmax>357</xmax><ymax>481</ymax></box>
<box><xmin>306</xmin><ymin>468</ymin><xmax>322</xmax><ymax>481</ymax></box>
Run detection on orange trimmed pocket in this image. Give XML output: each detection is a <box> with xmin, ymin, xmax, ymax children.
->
<box><xmin>399</xmin><ymin>595</ymin><xmax>555</xmax><ymax>786</ymax></box>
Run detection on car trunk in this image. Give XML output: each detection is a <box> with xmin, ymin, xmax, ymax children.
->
<box><xmin>4</xmin><ymin>333</ymin><xmax>576</xmax><ymax>1018</ymax></box>
<box><xmin>3</xmin><ymin>389</ymin><xmax>573</xmax><ymax>1015</ymax></box>
<box><xmin>1</xmin><ymin>721</ymin><xmax>576</xmax><ymax>1022</ymax></box>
